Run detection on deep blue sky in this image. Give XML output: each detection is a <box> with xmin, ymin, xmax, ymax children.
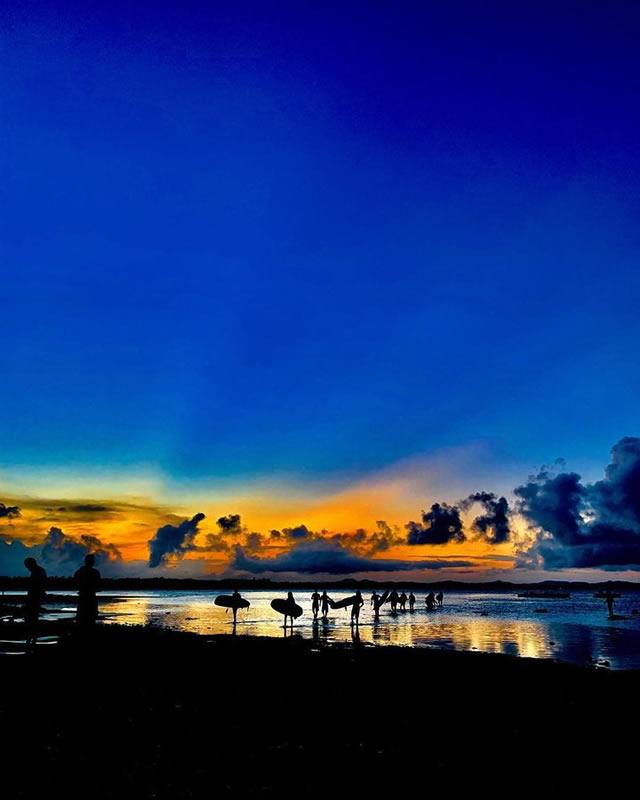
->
<box><xmin>2</xmin><ymin>0</ymin><xmax>640</xmax><ymax>489</ymax></box>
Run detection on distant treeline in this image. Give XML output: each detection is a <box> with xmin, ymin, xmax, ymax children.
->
<box><xmin>1</xmin><ymin>576</ymin><xmax>639</xmax><ymax>592</ymax></box>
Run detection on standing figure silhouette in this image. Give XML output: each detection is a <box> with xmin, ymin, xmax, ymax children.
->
<box><xmin>74</xmin><ymin>554</ymin><xmax>101</xmax><ymax>626</ymax></box>
<box><xmin>23</xmin><ymin>557</ymin><xmax>46</xmax><ymax>651</ymax></box>
<box><xmin>409</xmin><ymin>592</ymin><xmax>416</xmax><ymax>610</ymax></box>
<box><xmin>604</xmin><ymin>587</ymin><xmax>615</xmax><ymax>618</ymax></box>
<box><xmin>436</xmin><ymin>591</ymin><xmax>444</xmax><ymax>607</ymax></box>
<box><xmin>231</xmin><ymin>589</ymin><xmax>244</xmax><ymax>625</ymax></box>
<box><xmin>320</xmin><ymin>590</ymin><xmax>330</xmax><ymax>618</ymax></box>
<box><xmin>285</xmin><ymin>591</ymin><xmax>296</xmax><ymax>628</ymax></box>
<box><xmin>350</xmin><ymin>590</ymin><xmax>364</xmax><ymax>626</ymax></box>
<box><xmin>311</xmin><ymin>589</ymin><xmax>321</xmax><ymax>619</ymax></box>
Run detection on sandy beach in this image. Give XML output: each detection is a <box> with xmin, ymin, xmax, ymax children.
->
<box><xmin>2</xmin><ymin>622</ymin><xmax>638</xmax><ymax>798</ymax></box>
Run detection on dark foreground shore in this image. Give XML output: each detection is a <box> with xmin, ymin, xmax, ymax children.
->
<box><xmin>2</xmin><ymin>624</ymin><xmax>638</xmax><ymax>799</ymax></box>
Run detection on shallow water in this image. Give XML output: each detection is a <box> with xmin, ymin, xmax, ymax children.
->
<box><xmin>4</xmin><ymin>588</ymin><xmax>640</xmax><ymax>668</ymax></box>
<box><xmin>92</xmin><ymin>589</ymin><xmax>640</xmax><ymax>669</ymax></box>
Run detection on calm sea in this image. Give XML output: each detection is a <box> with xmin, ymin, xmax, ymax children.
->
<box><xmin>4</xmin><ymin>589</ymin><xmax>640</xmax><ymax>669</ymax></box>
<box><xmin>101</xmin><ymin>588</ymin><xmax>640</xmax><ymax>669</ymax></box>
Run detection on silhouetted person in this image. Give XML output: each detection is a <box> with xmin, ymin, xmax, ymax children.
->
<box><xmin>426</xmin><ymin>592</ymin><xmax>435</xmax><ymax>611</ymax></box>
<box><xmin>351</xmin><ymin>590</ymin><xmax>364</xmax><ymax>626</ymax></box>
<box><xmin>389</xmin><ymin>589</ymin><xmax>399</xmax><ymax>612</ymax></box>
<box><xmin>311</xmin><ymin>589</ymin><xmax>321</xmax><ymax>619</ymax></box>
<box><xmin>409</xmin><ymin>592</ymin><xmax>416</xmax><ymax>610</ymax></box>
<box><xmin>604</xmin><ymin>588</ymin><xmax>615</xmax><ymax>618</ymax></box>
<box><xmin>74</xmin><ymin>554</ymin><xmax>101</xmax><ymax>626</ymax></box>
<box><xmin>399</xmin><ymin>591</ymin><xmax>407</xmax><ymax>611</ymax></box>
<box><xmin>320</xmin><ymin>590</ymin><xmax>330</xmax><ymax>618</ymax></box>
<box><xmin>24</xmin><ymin>557</ymin><xmax>46</xmax><ymax>650</ymax></box>
<box><xmin>371</xmin><ymin>590</ymin><xmax>383</xmax><ymax>619</ymax></box>
<box><xmin>285</xmin><ymin>591</ymin><xmax>296</xmax><ymax>628</ymax></box>
<box><xmin>436</xmin><ymin>591</ymin><xmax>444</xmax><ymax>607</ymax></box>
<box><xmin>231</xmin><ymin>589</ymin><xmax>244</xmax><ymax>624</ymax></box>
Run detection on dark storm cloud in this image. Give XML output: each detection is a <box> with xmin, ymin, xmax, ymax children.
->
<box><xmin>406</xmin><ymin>503</ymin><xmax>465</xmax><ymax>545</ymax></box>
<box><xmin>231</xmin><ymin>538</ymin><xmax>472</xmax><ymax>575</ymax></box>
<box><xmin>0</xmin><ymin>535</ymin><xmax>32</xmax><ymax>575</ymax></box>
<box><xmin>148</xmin><ymin>512</ymin><xmax>206</xmax><ymax>568</ymax></box>
<box><xmin>41</xmin><ymin>527</ymin><xmax>123</xmax><ymax>567</ymax></box>
<box><xmin>283</xmin><ymin>524</ymin><xmax>311</xmax><ymax>540</ymax></box>
<box><xmin>461</xmin><ymin>492</ymin><xmax>511</xmax><ymax>544</ymax></box>
<box><xmin>0</xmin><ymin>503</ymin><xmax>21</xmax><ymax>519</ymax></box>
<box><xmin>1</xmin><ymin>527</ymin><xmax>122</xmax><ymax>576</ymax></box>
<box><xmin>216</xmin><ymin>514</ymin><xmax>244</xmax><ymax>535</ymax></box>
<box><xmin>515</xmin><ymin>437</ymin><xmax>640</xmax><ymax>569</ymax></box>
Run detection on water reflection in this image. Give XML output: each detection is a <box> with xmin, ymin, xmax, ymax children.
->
<box><xmin>93</xmin><ymin>590</ymin><xmax>640</xmax><ymax>669</ymax></box>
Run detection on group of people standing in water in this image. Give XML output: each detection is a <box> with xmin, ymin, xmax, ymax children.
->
<box><xmin>21</xmin><ymin>552</ymin><xmax>445</xmax><ymax>635</ymax></box>
<box><xmin>304</xmin><ymin>587</ymin><xmax>445</xmax><ymax>626</ymax></box>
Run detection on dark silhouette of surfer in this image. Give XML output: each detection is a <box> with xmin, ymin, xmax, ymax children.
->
<box><xmin>320</xmin><ymin>590</ymin><xmax>330</xmax><ymax>618</ymax></box>
<box><xmin>409</xmin><ymin>592</ymin><xmax>416</xmax><ymax>610</ymax></box>
<box><xmin>24</xmin><ymin>557</ymin><xmax>46</xmax><ymax>650</ymax></box>
<box><xmin>399</xmin><ymin>591</ymin><xmax>407</xmax><ymax>611</ymax></box>
<box><xmin>285</xmin><ymin>591</ymin><xmax>296</xmax><ymax>628</ymax></box>
<box><xmin>74</xmin><ymin>554</ymin><xmax>100</xmax><ymax>626</ymax></box>
<box><xmin>437</xmin><ymin>591</ymin><xmax>444</xmax><ymax>607</ymax></box>
<box><xmin>231</xmin><ymin>589</ymin><xmax>243</xmax><ymax>625</ymax></box>
<box><xmin>351</xmin><ymin>590</ymin><xmax>364</xmax><ymax>626</ymax></box>
<box><xmin>389</xmin><ymin>589</ymin><xmax>399</xmax><ymax>612</ymax></box>
<box><xmin>604</xmin><ymin>587</ymin><xmax>615</xmax><ymax>618</ymax></box>
<box><xmin>311</xmin><ymin>589</ymin><xmax>321</xmax><ymax>619</ymax></box>
<box><xmin>426</xmin><ymin>592</ymin><xmax>436</xmax><ymax>611</ymax></box>
<box><xmin>370</xmin><ymin>591</ymin><xmax>380</xmax><ymax>610</ymax></box>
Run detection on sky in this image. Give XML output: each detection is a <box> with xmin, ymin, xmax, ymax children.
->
<box><xmin>1</xmin><ymin>1</ymin><xmax>640</xmax><ymax>581</ymax></box>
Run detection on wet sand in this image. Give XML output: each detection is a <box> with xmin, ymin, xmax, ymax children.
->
<box><xmin>2</xmin><ymin>623</ymin><xmax>638</xmax><ymax>798</ymax></box>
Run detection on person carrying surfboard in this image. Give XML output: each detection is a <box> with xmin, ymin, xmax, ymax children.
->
<box><xmin>231</xmin><ymin>590</ymin><xmax>242</xmax><ymax>624</ymax></box>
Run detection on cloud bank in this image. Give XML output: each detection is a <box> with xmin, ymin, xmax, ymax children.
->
<box><xmin>515</xmin><ymin>437</ymin><xmax>640</xmax><ymax>569</ymax></box>
<box><xmin>231</xmin><ymin>538</ymin><xmax>472</xmax><ymax>575</ymax></box>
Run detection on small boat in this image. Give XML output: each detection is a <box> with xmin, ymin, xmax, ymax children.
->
<box><xmin>517</xmin><ymin>591</ymin><xmax>571</xmax><ymax>599</ymax></box>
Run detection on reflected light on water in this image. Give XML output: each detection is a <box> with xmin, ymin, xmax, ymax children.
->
<box><xmin>93</xmin><ymin>589</ymin><xmax>640</xmax><ymax>669</ymax></box>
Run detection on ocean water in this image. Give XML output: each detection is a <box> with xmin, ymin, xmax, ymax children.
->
<box><xmin>4</xmin><ymin>589</ymin><xmax>640</xmax><ymax>668</ymax></box>
<box><xmin>93</xmin><ymin>589</ymin><xmax>640</xmax><ymax>669</ymax></box>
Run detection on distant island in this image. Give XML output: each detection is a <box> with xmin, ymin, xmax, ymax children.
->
<box><xmin>1</xmin><ymin>575</ymin><xmax>639</xmax><ymax>592</ymax></box>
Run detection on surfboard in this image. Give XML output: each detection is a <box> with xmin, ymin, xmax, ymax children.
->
<box><xmin>329</xmin><ymin>594</ymin><xmax>361</xmax><ymax>610</ymax></box>
<box><xmin>373</xmin><ymin>590</ymin><xmax>389</xmax><ymax>612</ymax></box>
<box><xmin>270</xmin><ymin>598</ymin><xmax>303</xmax><ymax>618</ymax></box>
<box><xmin>215</xmin><ymin>595</ymin><xmax>250</xmax><ymax>610</ymax></box>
